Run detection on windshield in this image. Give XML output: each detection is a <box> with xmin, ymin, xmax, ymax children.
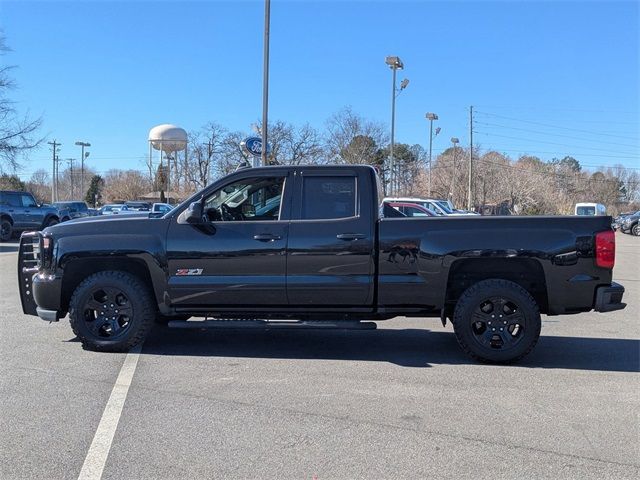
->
<box><xmin>435</xmin><ymin>201</ymin><xmax>454</xmax><ymax>214</ymax></box>
<box><xmin>576</xmin><ymin>206</ymin><xmax>596</xmax><ymax>215</ymax></box>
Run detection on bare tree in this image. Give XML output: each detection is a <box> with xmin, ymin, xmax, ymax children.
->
<box><xmin>325</xmin><ymin>107</ymin><xmax>387</xmax><ymax>164</ymax></box>
<box><xmin>25</xmin><ymin>169</ymin><xmax>51</xmax><ymax>204</ymax></box>
<box><xmin>102</xmin><ymin>169</ymin><xmax>151</xmax><ymax>203</ymax></box>
<box><xmin>0</xmin><ymin>33</ymin><xmax>43</xmax><ymax>173</ymax></box>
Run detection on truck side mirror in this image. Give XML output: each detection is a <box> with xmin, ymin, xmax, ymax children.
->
<box><xmin>177</xmin><ymin>201</ymin><xmax>204</xmax><ymax>225</ymax></box>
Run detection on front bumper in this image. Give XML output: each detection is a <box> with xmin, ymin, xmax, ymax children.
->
<box><xmin>594</xmin><ymin>282</ymin><xmax>626</xmax><ymax>312</ymax></box>
<box><xmin>18</xmin><ymin>231</ymin><xmax>62</xmax><ymax>320</ymax></box>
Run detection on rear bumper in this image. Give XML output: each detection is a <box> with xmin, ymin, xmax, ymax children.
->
<box><xmin>594</xmin><ymin>282</ymin><xmax>626</xmax><ymax>312</ymax></box>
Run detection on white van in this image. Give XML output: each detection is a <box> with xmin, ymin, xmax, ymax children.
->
<box><xmin>575</xmin><ymin>202</ymin><xmax>606</xmax><ymax>216</ymax></box>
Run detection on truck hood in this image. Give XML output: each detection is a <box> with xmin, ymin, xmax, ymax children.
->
<box><xmin>43</xmin><ymin>214</ymin><xmax>169</xmax><ymax>238</ymax></box>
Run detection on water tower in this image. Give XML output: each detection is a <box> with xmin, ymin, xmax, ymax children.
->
<box><xmin>148</xmin><ymin>124</ymin><xmax>188</xmax><ymax>203</ymax></box>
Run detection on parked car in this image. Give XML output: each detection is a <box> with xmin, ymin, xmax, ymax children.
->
<box><xmin>124</xmin><ymin>201</ymin><xmax>152</xmax><ymax>211</ymax></box>
<box><xmin>383</xmin><ymin>197</ymin><xmax>477</xmax><ymax>216</ymax></box>
<box><xmin>97</xmin><ymin>204</ymin><xmax>128</xmax><ymax>215</ymax></box>
<box><xmin>19</xmin><ymin>165</ymin><xmax>625</xmax><ymax>364</ymax></box>
<box><xmin>385</xmin><ymin>201</ymin><xmax>438</xmax><ymax>217</ymax></box>
<box><xmin>612</xmin><ymin>212</ymin><xmax>633</xmax><ymax>231</ymax></box>
<box><xmin>619</xmin><ymin>211</ymin><xmax>640</xmax><ymax>236</ymax></box>
<box><xmin>53</xmin><ymin>201</ymin><xmax>94</xmax><ymax>220</ymax></box>
<box><xmin>0</xmin><ymin>190</ymin><xmax>67</xmax><ymax>241</ymax></box>
<box><xmin>575</xmin><ymin>202</ymin><xmax>606</xmax><ymax>216</ymax></box>
<box><xmin>152</xmin><ymin>203</ymin><xmax>173</xmax><ymax>214</ymax></box>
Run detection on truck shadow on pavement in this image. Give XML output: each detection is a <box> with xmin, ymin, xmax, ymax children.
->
<box><xmin>140</xmin><ymin>327</ymin><xmax>640</xmax><ymax>372</ymax></box>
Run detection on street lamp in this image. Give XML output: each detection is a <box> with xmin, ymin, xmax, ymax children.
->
<box><xmin>450</xmin><ymin>137</ymin><xmax>460</xmax><ymax>202</ymax></box>
<box><xmin>385</xmin><ymin>55</ymin><xmax>408</xmax><ymax>195</ymax></box>
<box><xmin>425</xmin><ymin>113</ymin><xmax>440</xmax><ymax>196</ymax></box>
<box><xmin>75</xmin><ymin>141</ymin><xmax>91</xmax><ymax>198</ymax></box>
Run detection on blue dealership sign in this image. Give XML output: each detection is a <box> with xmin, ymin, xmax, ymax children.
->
<box><xmin>242</xmin><ymin>137</ymin><xmax>271</xmax><ymax>157</ymax></box>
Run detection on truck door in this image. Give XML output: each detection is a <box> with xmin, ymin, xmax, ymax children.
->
<box><xmin>4</xmin><ymin>193</ymin><xmax>28</xmax><ymax>228</ymax></box>
<box><xmin>286</xmin><ymin>169</ymin><xmax>375</xmax><ymax>306</ymax></box>
<box><xmin>166</xmin><ymin>172</ymin><xmax>292</xmax><ymax>307</ymax></box>
<box><xmin>20</xmin><ymin>193</ymin><xmax>41</xmax><ymax>228</ymax></box>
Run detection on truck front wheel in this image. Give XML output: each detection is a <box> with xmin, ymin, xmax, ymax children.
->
<box><xmin>452</xmin><ymin>279</ymin><xmax>541</xmax><ymax>363</ymax></box>
<box><xmin>69</xmin><ymin>271</ymin><xmax>154</xmax><ymax>352</ymax></box>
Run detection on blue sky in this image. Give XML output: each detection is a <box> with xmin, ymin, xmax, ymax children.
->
<box><xmin>2</xmin><ymin>0</ymin><xmax>638</xmax><ymax>179</ymax></box>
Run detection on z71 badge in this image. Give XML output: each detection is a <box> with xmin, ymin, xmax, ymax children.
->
<box><xmin>175</xmin><ymin>268</ymin><xmax>204</xmax><ymax>276</ymax></box>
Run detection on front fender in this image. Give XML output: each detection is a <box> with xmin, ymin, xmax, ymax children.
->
<box><xmin>55</xmin><ymin>233</ymin><xmax>169</xmax><ymax>312</ymax></box>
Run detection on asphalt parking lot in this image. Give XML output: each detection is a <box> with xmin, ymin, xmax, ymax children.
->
<box><xmin>0</xmin><ymin>233</ymin><xmax>638</xmax><ymax>480</ymax></box>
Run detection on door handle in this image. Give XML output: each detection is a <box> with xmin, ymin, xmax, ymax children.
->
<box><xmin>336</xmin><ymin>233</ymin><xmax>366</xmax><ymax>241</ymax></box>
<box><xmin>253</xmin><ymin>233</ymin><xmax>282</xmax><ymax>242</ymax></box>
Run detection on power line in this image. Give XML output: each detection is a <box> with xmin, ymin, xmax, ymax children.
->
<box><xmin>473</xmin><ymin>104</ymin><xmax>639</xmax><ymax>115</ymax></box>
<box><xmin>475</xmin><ymin>131</ymin><xmax>638</xmax><ymax>156</ymax></box>
<box><xmin>475</xmin><ymin>111</ymin><xmax>638</xmax><ymax>140</ymax></box>
<box><xmin>475</xmin><ymin>121</ymin><xmax>639</xmax><ymax>149</ymax></box>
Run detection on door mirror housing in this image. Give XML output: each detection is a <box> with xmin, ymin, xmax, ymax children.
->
<box><xmin>177</xmin><ymin>201</ymin><xmax>204</xmax><ymax>225</ymax></box>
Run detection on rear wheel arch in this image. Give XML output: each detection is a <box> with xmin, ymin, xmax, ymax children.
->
<box><xmin>445</xmin><ymin>258</ymin><xmax>548</xmax><ymax>314</ymax></box>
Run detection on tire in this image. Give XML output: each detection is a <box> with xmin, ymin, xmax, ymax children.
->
<box><xmin>44</xmin><ymin>218</ymin><xmax>58</xmax><ymax>229</ymax></box>
<box><xmin>69</xmin><ymin>271</ymin><xmax>155</xmax><ymax>352</ymax></box>
<box><xmin>452</xmin><ymin>279</ymin><xmax>541</xmax><ymax>364</ymax></box>
<box><xmin>0</xmin><ymin>219</ymin><xmax>12</xmax><ymax>242</ymax></box>
<box><xmin>632</xmin><ymin>224</ymin><xmax>639</xmax><ymax>236</ymax></box>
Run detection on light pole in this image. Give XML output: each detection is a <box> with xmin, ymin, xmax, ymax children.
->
<box><xmin>425</xmin><ymin>113</ymin><xmax>440</xmax><ymax>197</ymax></box>
<box><xmin>261</xmin><ymin>0</ymin><xmax>271</xmax><ymax>167</ymax></box>
<box><xmin>450</xmin><ymin>137</ymin><xmax>459</xmax><ymax>202</ymax></box>
<box><xmin>385</xmin><ymin>56</ymin><xmax>408</xmax><ymax>195</ymax></box>
<box><xmin>75</xmin><ymin>141</ymin><xmax>90</xmax><ymax>198</ymax></box>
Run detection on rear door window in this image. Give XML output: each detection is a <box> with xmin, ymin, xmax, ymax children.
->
<box><xmin>301</xmin><ymin>176</ymin><xmax>356</xmax><ymax>220</ymax></box>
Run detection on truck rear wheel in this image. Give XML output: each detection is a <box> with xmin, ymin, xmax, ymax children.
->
<box><xmin>452</xmin><ymin>279</ymin><xmax>541</xmax><ymax>363</ymax></box>
<box><xmin>69</xmin><ymin>271</ymin><xmax>154</xmax><ymax>352</ymax></box>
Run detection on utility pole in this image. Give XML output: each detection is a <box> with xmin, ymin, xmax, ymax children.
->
<box><xmin>468</xmin><ymin>105</ymin><xmax>474</xmax><ymax>211</ymax></box>
<box><xmin>75</xmin><ymin>141</ymin><xmax>91</xmax><ymax>199</ymax></box>
<box><xmin>55</xmin><ymin>156</ymin><xmax>61</xmax><ymax>201</ymax></box>
<box><xmin>426</xmin><ymin>113</ymin><xmax>439</xmax><ymax>197</ymax></box>
<box><xmin>261</xmin><ymin>0</ymin><xmax>271</xmax><ymax>168</ymax></box>
<box><xmin>67</xmin><ymin>159</ymin><xmax>75</xmax><ymax>199</ymax></box>
<box><xmin>47</xmin><ymin>140</ymin><xmax>60</xmax><ymax>202</ymax></box>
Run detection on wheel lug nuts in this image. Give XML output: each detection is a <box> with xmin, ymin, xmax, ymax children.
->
<box><xmin>488</xmin><ymin>321</ymin><xmax>492</xmax><ymax>325</ymax></box>
<box><xmin>500</xmin><ymin>328</ymin><xmax>504</xmax><ymax>331</ymax></box>
<box><xmin>503</xmin><ymin>321</ymin><xmax>507</xmax><ymax>324</ymax></box>
<box><xmin>103</xmin><ymin>305</ymin><xmax>107</xmax><ymax>308</ymax></box>
<box><xmin>492</xmin><ymin>328</ymin><xmax>496</xmax><ymax>331</ymax></box>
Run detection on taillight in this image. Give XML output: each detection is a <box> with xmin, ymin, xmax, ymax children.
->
<box><xmin>595</xmin><ymin>230</ymin><xmax>615</xmax><ymax>269</ymax></box>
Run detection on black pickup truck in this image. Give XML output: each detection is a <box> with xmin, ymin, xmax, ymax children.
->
<box><xmin>18</xmin><ymin>165</ymin><xmax>625</xmax><ymax>363</ymax></box>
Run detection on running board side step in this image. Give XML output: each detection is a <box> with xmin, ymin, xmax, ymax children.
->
<box><xmin>167</xmin><ymin>319</ymin><xmax>377</xmax><ymax>330</ymax></box>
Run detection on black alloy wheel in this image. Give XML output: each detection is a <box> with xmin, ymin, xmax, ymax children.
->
<box><xmin>453</xmin><ymin>279</ymin><xmax>541</xmax><ymax>363</ymax></box>
<box><xmin>69</xmin><ymin>271</ymin><xmax>154</xmax><ymax>351</ymax></box>
<box><xmin>469</xmin><ymin>296</ymin><xmax>526</xmax><ymax>351</ymax></box>
<box><xmin>82</xmin><ymin>286</ymin><xmax>134</xmax><ymax>340</ymax></box>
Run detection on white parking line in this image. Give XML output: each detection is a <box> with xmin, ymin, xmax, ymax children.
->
<box><xmin>77</xmin><ymin>344</ymin><xmax>142</xmax><ymax>480</ymax></box>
